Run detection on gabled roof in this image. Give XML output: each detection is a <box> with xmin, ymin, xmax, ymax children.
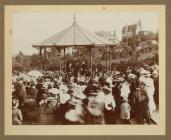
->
<box><xmin>33</xmin><ymin>21</ymin><xmax>117</xmax><ymax>48</ymax></box>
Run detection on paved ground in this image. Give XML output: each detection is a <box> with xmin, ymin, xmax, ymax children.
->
<box><xmin>21</xmin><ymin>109</ymin><xmax>159</xmax><ymax>125</ymax></box>
<box><xmin>151</xmin><ymin>109</ymin><xmax>159</xmax><ymax>124</ymax></box>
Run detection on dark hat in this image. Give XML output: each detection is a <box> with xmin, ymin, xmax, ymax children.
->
<box><xmin>124</xmin><ymin>76</ymin><xmax>131</xmax><ymax>83</ymax></box>
<box><xmin>98</xmin><ymin>77</ymin><xmax>106</xmax><ymax>84</ymax></box>
<box><xmin>38</xmin><ymin>78</ymin><xmax>44</xmax><ymax>85</ymax></box>
<box><xmin>102</xmin><ymin>84</ymin><xmax>111</xmax><ymax>94</ymax></box>
<box><xmin>42</xmin><ymin>93</ymin><xmax>48</xmax><ymax>99</ymax></box>
<box><xmin>88</xmin><ymin>79</ymin><xmax>99</xmax><ymax>85</ymax></box>
<box><xmin>30</xmin><ymin>80</ymin><xmax>35</xmax><ymax>86</ymax></box>
<box><xmin>84</xmin><ymin>85</ymin><xmax>99</xmax><ymax>96</ymax></box>
<box><xmin>67</xmin><ymin>89</ymin><xmax>74</xmax><ymax>95</ymax></box>
<box><xmin>102</xmin><ymin>81</ymin><xmax>110</xmax><ymax>88</ymax></box>
<box><xmin>12</xmin><ymin>99</ymin><xmax>19</xmax><ymax>107</ymax></box>
<box><xmin>48</xmin><ymin>84</ymin><xmax>53</xmax><ymax>89</ymax></box>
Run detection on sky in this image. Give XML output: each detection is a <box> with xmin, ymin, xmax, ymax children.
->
<box><xmin>12</xmin><ymin>12</ymin><xmax>159</xmax><ymax>56</ymax></box>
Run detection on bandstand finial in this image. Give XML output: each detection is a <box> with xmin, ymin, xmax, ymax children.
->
<box><xmin>74</xmin><ymin>12</ymin><xmax>76</xmax><ymax>22</ymax></box>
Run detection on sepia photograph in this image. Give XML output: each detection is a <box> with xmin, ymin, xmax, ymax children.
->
<box><xmin>5</xmin><ymin>5</ymin><xmax>166</xmax><ymax>135</ymax></box>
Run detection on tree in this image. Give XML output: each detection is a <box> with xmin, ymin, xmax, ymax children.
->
<box><xmin>12</xmin><ymin>51</ymin><xmax>31</xmax><ymax>71</ymax></box>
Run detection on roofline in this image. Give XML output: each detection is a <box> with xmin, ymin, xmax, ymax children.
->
<box><xmin>32</xmin><ymin>44</ymin><xmax>117</xmax><ymax>49</ymax></box>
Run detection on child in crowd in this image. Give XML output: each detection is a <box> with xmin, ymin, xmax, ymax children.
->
<box><xmin>12</xmin><ymin>98</ymin><xmax>23</xmax><ymax>125</ymax></box>
<box><xmin>120</xmin><ymin>98</ymin><xmax>131</xmax><ymax>124</ymax></box>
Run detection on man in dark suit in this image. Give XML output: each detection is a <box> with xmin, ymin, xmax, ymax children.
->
<box><xmin>27</xmin><ymin>81</ymin><xmax>38</xmax><ymax>99</ymax></box>
<box><xmin>15</xmin><ymin>82</ymin><xmax>27</xmax><ymax>108</ymax></box>
<box><xmin>133</xmin><ymin>83</ymin><xmax>151</xmax><ymax>124</ymax></box>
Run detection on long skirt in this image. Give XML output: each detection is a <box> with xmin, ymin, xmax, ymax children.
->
<box><xmin>63</xmin><ymin>118</ymin><xmax>81</xmax><ymax>125</ymax></box>
<box><xmin>13</xmin><ymin>119</ymin><xmax>22</xmax><ymax>125</ymax></box>
<box><xmin>146</xmin><ymin>87</ymin><xmax>156</xmax><ymax>115</ymax></box>
<box><xmin>104</xmin><ymin>110</ymin><xmax>116</xmax><ymax>124</ymax></box>
<box><xmin>39</xmin><ymin>113</ymin><xmax>56</xmax><ymax>125</ymax></box>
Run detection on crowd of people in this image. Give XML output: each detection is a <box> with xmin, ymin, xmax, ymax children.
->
<box><xmin>12</xmin><ymin>61</ymin><xmax>159</xmax><ymax>125</ymax></box>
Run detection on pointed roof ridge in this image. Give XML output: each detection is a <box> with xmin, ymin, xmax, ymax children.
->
<box><xmin>33</xmin><ymin>18</ymin><xmax>116</xmax><ymax>48</ymax></box>
<box><xmin>78</xmin><ymin>25</ymin><xmax>108</xmax><ymax>45</ymax></box>
<box><xmin>76</xmin><ymin>24</ymin><xmax>94</xmax><ymax>44</ymax></box>
<box><xmin>40</xmin><ymin>25</ymin><xmax>73</xmax><ymax>45</ymax></box>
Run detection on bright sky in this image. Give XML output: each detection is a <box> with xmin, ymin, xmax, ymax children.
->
<box><xmin>12</xmin><ymin>12</ymin><xmax>159</xmax><ymax>56</ymax></box>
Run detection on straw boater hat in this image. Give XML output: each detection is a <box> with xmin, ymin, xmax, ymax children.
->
<box><xmin>80</xmin><ymin>85</ymin><xmax>87</xmax><ymax>92</ymax></box>
<box><xmin>68</xmin><ymin>98</ymin><xmax>84</xmax><ymax>106</ymax></box>
<box><xmin>42</xmin><ymin>93</ymin><xmax>48</xmax><ymax>99</ymax></box>
<box><xmin>106</xmin><ymin>77</ymin><xmax>112</xmax><ymax>84</ymax></box>
<box><xmin>127</xmin><ymin>69</ymin><xmax>132</xmax><ymax>73</ymax></box>
<box><xmin>72</xmin><ymin>90</ymin><xmax>86</xmax><ymax>100</ymax></box>
<box><xmin>93</xmin><ymin>75</ymin><xmax>99</xmax><ymax>82</ymax></box>
<box><xmin>59</xmin><ymin>92</ymin><xmax>71</xmax><ymax>104</ymax></box>
<box><xmin>152</xmin><ymin>69</ymin><xmax>159</xmax><ymax>75</ymax></box>
<box><xmin>123</xmin><ymin>98</ymin><xmax>129</xmax><ymax>102</ymax></box>
<box><xmin>60</xmin><ymin>84</ymin><xmax>68</xmax><ymax>93</ymax></box>
<box><xmin>54</xmin><ymin>78</ymin><xmax>61</xmax><ymax>85</ymax></box>
<box><xmin>139</xmin><ymin>68</ymin><xmax>147</xmax><ymax>75</ymax></box>
<box><xmin>38</xmin><ymin>78</ymin><xmax>44</xmax><ymax>84</ymax></box>
<box><xmin>115</xmin><ymin>71</ymin><xmax>120</xmax><ymax>75</ymax></box>
<box><xmin>48</xmin><ymin>88</ymin><xmax>60</xmax><ymax>95</ymax></box>
<box><xmin>42</xmin><ymin>83</ymin><xmax>48</xmax><ymax>89</ymax></box>
<box><xmin>144</xmin><ymin>70</ymin><xmax>151</xmax><ymax>77</ymax></box>
<box><xmin>72</xmin><ymin>83</ymin><xmax>78</xmax><ymax>88</ymax></box>
<box><xmin>128</xmin><ymin>73</ymin><xmax>137</xmax><ymax>79</ymax></box>
<box><xmin>30</xmin><ymin>80</ymin><xmax>36</xmax><ymax>86</ymax></box>
<box><xmin>46</xmin><ymin>96</ymin><xmax>57</xmax><ymax>101</ymax></box>
<box><xmin>71</xmin><ymin>85</ymin><xmax>85</xmax><ymax>99</ymax></box>
<box><xmin>144</xmin><ymin>64</ymin><xmax>149</xmax><ymax>68</ymax></box>
<box><xmin>152</xmin><ymin>64</ymin><xmax>159</xmax><ymax>70</ymax></box>
<box><xmin>138</xmin><ymin>67</ymin><xmax>144</xmax><ymax>72</ymax></box>
<box><xmin>78</xmin><ymin>76</ymin><xmax>85</xmax><ymax>83</ymax></box>
<box><xmin>116</xmin><ymin>77</ymin><xmax>125</xmax><ymax>82</ymax></box>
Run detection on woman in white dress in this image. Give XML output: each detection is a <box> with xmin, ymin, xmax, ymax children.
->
<box><xmin>139</xmin><ymin>70</ymin><xmax>156</xmax><ymax>115</ymax></box>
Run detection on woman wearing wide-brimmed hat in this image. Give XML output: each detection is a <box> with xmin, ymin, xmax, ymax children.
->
<box><xmin>139</xmin><ymin>69</ymin><xmax>156</xmax><ymax>115</ymax></box>
<box><xmin>84</xmin><ymin>85</ymin><xmax>105</xmax><ymax>124</ymax></box>
<box><xmin>38</xmin><ymin>89</ymin><xmax>58</xmax><ymax>125</ymax></box>
<box><xmin>102</xmin><ymin>82</ymin><xmax>116</xmax><ymax>124</ymax></box>
<box><xmin>63</xmin><ymin>90</ymin><xmax>86</xmax><ymax>125</ymax></box>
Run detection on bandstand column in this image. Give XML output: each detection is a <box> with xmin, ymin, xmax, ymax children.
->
<box><xmin>44</xmin><ymin>48</ymin><xmax>47</xmax><ymax>71</ymax></box>
<box><xmin>58</xmin><ymin>48</ymin><xmax>61</xmax><ymax>75</ymax></box>
<box><xmin>90</xmin><ymin>47</ymin><xmax>93</xmax><ymax>76</ymax></box>
<box><xmin>106</xmin><ymin>47</ymin><xmax>108</xmax><ymax>72</ymax></box>
<box><xmin>64</xmin><ymin>47</ymin><xmax>66</xmax><ymax>73</ymax></box>
<box><xmin>109</xmin><ymin>46</ymin><xmax>111</xmax><ymax>71</ymax></box>
<box><xmin>39</xmin><ymin>47</ymin><xmax>43</xmax><ymax>70</ymax></box>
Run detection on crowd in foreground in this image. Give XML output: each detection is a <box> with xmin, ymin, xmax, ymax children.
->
<box><xmin>12</xmin><ymin>62</ymin><xmax>159</xmax><ymax>125</ymax></box>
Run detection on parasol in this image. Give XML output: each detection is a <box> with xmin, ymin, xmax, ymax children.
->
<box><xmin>27</xmin><ymin>70</ymin><xmax>43</xmax><ymax>78</ymax></box>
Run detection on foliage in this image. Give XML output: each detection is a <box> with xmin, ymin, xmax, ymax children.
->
<box><xmin>12</xmin><ymin>51</ymin><xmax>31</xmax><ymax>72</ymax></box>
<box><xmin>12</xmin><ymin>29</ymin><xmax>158</xmax><ymax>72</ymax></box>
